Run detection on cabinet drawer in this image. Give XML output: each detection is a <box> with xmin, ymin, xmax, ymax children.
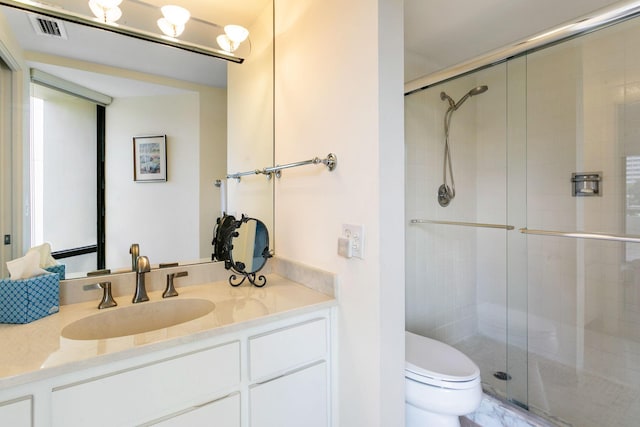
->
<box><xmin>0</xmin><ymin>396</ymin><xmax>31</xmax><ymax>427</ymax></box>
<box><xmin>52</xmin><ymin>341</ymin><xmax>240</xmax><ymax>427</ymax></box>
<box><xmin>249</xmin><ymin>318</ymin><xmax>327</xmax><ymax>381</ymax></box>
<box><xmin>250</xmin><ymin>362</ymin><xmax>327</xmax><ymax>427</ymax></box>
<box><xmin>151</xmin><ymin>392</ymin><xmax>240</xmax><ymax>427</ymax></box>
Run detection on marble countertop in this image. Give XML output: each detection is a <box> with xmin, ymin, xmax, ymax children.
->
<box><xmin>0</xmin><ymin>274</ymin><xmax>336</xmax><ymax>389</ymax></box>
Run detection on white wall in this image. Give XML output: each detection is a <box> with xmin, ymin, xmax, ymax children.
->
<box><xmin>273</xmin><ymin>0</ymin><xmax>405</xmax><ymax>425</ymax></box>
<box><xmin>105</xmin><ymin>90</ymin><xmax>225</xmax><ymax>269</ymax></box>
<box><xmin>199</xmin><ymin>88</ymin><xmax>227</xmax><ymax>259</ymax></box>
<box><xmin>227</xmin><ymin>1</ymin><xmax>274</xmax><ymax>234</ymax></box>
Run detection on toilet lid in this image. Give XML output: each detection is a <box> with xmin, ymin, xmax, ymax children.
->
<box><xmin>405</xmin><ymin>331</ymin><xmax>480</xmax><ymax>383</ymax></box>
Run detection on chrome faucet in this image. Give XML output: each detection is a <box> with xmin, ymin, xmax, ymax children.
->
<box><xmin>129</xmin><ymin>243</ymin><xmax>140</xmax><ymax>271</ymax></box>
<box><xmin>132</xmin><ymin>255</ymin><xmax>150</xmax><ymax>303</ymax></box>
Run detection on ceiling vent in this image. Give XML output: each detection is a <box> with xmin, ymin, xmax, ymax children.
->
<box><xmin>28</xmin><ymin>15</ymin><xmax>68</xmax><ymax>39</ymax></box>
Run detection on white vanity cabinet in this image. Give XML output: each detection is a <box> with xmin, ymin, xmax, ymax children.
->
<box><xmin>248</xmin><ymin>318</ymin><xmax>330</xmax><ymax>427</ymax></box>
<box><xmin>51</xmin><ymin>342</ymin><xmax>240</xmax><ymax>427</ymax></box>
<box><xmin>0</xmin><ymin>307</ymin><xmax>334</xmax><ymax>427</ymax></box>
<box><xmin>153</xmin><ymin>392</ymin><xmax>240</xmax><ymax>427</ymax></box>
<box><xmin>250</xmin><ymin>362</ymin><xmax>328</xmax><ymax>427</ymax></box>
<box><xmin>0</xmin><ymin>396</ymin><xmax>32</xmax><ymax>427</ymax></box>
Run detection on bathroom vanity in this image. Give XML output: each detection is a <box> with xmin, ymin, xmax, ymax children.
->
<box><xmin>0</xmin><ymin>268</ymin><xmax>336</xmax><ymax>426</ymax></box>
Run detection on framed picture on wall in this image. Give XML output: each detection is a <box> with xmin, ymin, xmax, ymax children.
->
<box><xmin>133</xmin><ymin>135</ymin><xmax>167</xmax><ymax>182</ymax></box>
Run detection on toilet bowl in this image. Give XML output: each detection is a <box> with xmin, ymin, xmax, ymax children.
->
<box><xmin>405</xmin><ymin>331</ymin><xmax>482</xmax><ymax>427</ymax></box>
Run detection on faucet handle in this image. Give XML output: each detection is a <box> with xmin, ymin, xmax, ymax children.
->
<box><xmin>163</xmin><ymin>271</ymin><xmax>188</xmax><ymax>298</ymax></box>
<box><xmin>83</xmin><ymin>281</ymin><xmax>117</xmax><ymax>309</ymax></box>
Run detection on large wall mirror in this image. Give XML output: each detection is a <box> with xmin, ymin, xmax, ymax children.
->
<box><xmin>0</xmin><ymin>0</ymin><xmax>274</xmax><ymax>278</ymax></box>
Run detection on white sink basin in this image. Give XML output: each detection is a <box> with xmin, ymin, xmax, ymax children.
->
<box><xmin>61</xmin><ymin>298</ymin><xmax>215</xmax><ymax>340</ymax></box>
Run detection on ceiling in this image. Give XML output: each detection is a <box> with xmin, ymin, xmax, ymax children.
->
<box><xmin>404</xmin><ymin>0</ymin><xmax>626</xmax><ymax>82</ymax></box>
<box><xmin>1</xmin><ymin>0</ymin><xmax>269</xmax><ymax>97</ymax></box>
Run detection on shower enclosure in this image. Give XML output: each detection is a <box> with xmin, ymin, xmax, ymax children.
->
<box><xmin>405</xmin><ymin>11</ymin><xmax>640</xmax><ymax>427</ymax></box>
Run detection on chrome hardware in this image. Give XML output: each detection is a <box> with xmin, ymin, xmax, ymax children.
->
<box><xmin>437</xmin><ymin>184</ymin><xmax>453</xmax><ymax>207</ymax></box>
<box><xmin>129</xmin><ymin>243</ymin><xmax>139</xmax><ymax>271</ymax></box>
<box><xmin>83</xmin><ymin>281</ymin><xmax>117</xmax><ymax>309</ymax></box>
<box><xmin>571</xmin><ymin>172</ymin><xmax>601</xmax><ymax>196</ymax></box>
<box><xmin>225</xmin><ymin>153</ymin><xmax>337</xmax><ymax>181</ymax></box>
<box><xmin>87</xmin><ymin>268</ymin><xmax>111</xmax><ymax>277</ymax></box>
<box><xmin>410</xmin><ymin>219</ymin><xmax>515</xmax><ymax>230</ymax></box>
<box><xmin>159</xmin><ymin>262</ymin><xmax>179</xmax><ymax>268</ymax></box>
<box><xmin>163</xmin><ymin>271</ymin><xmax>188</xmax><ymax>298</ymax></box>
<box><xmin>132</xmin><ymin>255</ymin><xmax>150</xmax><ymax>303</ymax></box>
<box><xmin>520</xmin><ymin>228</ymin><xmax>640</xmax><ymax>243</ymax></box>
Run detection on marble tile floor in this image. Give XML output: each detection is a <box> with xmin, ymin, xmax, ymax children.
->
<box><xmin>455</xmin><ymin>335</ymin><xmax>640</xmax><ymax>427</ymax></box>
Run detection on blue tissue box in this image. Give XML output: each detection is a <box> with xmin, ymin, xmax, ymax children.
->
<box><xmin>0</xmin><ymin>273</ymin><xmax>60</xmax><ymax>324</ymax></box>
<box><xmin>45</xmin><ymin>264</ymin><xmax>65</xmax><ymax>280</ymax></box>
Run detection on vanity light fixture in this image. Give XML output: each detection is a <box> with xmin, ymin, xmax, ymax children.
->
<box><xmin>88</xmin><ymin>0</ymin><xmax>122</xmax><ymax>23</ymax></box>
<box><xmin>216</xmin><ymin>24</ymin><xmax>249</xmax><ymax>53</ymax></box>
<box><xmin>5</xmin><ymin>0</ymin><xmax>246</xmax><ymax>63</ymax></box>
<box><xmin>157</xmin><ymin>4</ymin><xmax>190</xmax><ymax>37</ymax></box>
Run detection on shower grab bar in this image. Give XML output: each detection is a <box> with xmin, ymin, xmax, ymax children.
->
<box><xmin>226</xmin><ymin>153</ymin><xmax>337</xmax><ymax>181</ymax></box>
<box><xmin>410</xmin><ymin>219</ymin><xmax>515</xmax><ymax>230</ymax></box>
<box><xmin>519</xmin><ymin>228</ymin><xmax>640</xmax><ymax>243</ymax></box>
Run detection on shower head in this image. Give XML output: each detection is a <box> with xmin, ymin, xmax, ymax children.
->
<box><xmin>453</xmin><ymin>85</ymin><xmax>489</xmax><ymax>110</ymax></box>
<box><xmin>469</xmin><ymin>85</ymin><xmax>488</xmax><ymax>96</ymax></box>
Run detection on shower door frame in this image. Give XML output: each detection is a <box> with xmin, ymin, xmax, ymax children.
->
<box><xmin>405</xmin><ymin>0</ymin><xmax>640</xmax><ymax>419</ymax></box>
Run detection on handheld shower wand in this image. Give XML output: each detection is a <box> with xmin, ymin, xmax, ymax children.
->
<box><xmin>437</xmin><ymin>85</ymin><xmax>488</xmax><ymax>207</ymax></box>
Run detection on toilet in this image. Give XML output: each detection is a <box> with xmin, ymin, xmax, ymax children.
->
<box><xmin>405</xmin><ymin>331</ymin><xmax>482</xmax><ymax>427</ymax></box>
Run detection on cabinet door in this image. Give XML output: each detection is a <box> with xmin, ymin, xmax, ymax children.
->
<box><xmin>52</xmin><ymin>342</ymin><xmax>240</xmax><ymax>427</ymax></box>
<box><xmin>152</xmin><ymin>393</ymin><xmax>240</xmax><ymax>427</ymax></box>
<box><xmin>249</xmin><ymin>318</ymin><xmax>327</xmax><ymax>382</ymax></box>
<box><xmin>0</xmin><ymin>397</ymin><xmax>31</xmax><ymax>427</ymax></box>
<box><xmin>250</xmin><ymin>362</ymin><xmax>327</xmax><ymax>427</ymax></box>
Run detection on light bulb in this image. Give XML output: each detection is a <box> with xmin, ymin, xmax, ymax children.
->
<box><xmin>157</xmin><ymin>5</ymin><xmax>190</xmax><ymax>37</ymax></box>
<box><xmin>157</xmin><ymin>17</ymin><xmax>185</xmax><ymax>37</ymax></box>
<box><xmin>96</xmin><ymin>0</ymin><xmax>122</xmax><ymax>8</ymax></box>
<box><xmin>88</xmin><ymin>0</ymin><xmax>122</xmax><ymax>23</ymax></box>
<box><xmin>217</xmin><ymin>25</ymin><xmax>249</xmax><ymax>53</ymax></box>
<box><xmin>224</xmin><ymin>25</ymin><xmax>249</xmax><ymax>44</ymax></box>
<box><xmin>161</xmin><ymin>5</ymin><xmax>190</xmax><ymax>25</ymax></box>
<box><xmin>216</xmin><ymin>34</ymin><xmax>233</xmax><ymax>52</ymax></box>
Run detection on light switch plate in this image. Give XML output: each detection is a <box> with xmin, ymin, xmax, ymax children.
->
<box><xmin>341</xmin><ymin>224</ymin><xmax>364</xmax><ymax>259</ymax></box>
<box><xmin>337</xmin><ymin>237</ymin><xmax>352</xmax><ymax>258</ymax></box>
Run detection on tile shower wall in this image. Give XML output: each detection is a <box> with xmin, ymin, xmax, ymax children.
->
<box><xmin>405</xmin><ymin>76</ymin><xmax>478</xmax><ymax>345</ymax></box>
<box><xmin>405</xmin><ymin>64</ymin><xmax>508</xmax><ymax>353</ymax></box>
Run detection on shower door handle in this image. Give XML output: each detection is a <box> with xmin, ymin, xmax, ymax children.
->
<box><xmin>519</xmin><ymin>228</ymin><xmax>640</xmax><ymax>243</ymax></box>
